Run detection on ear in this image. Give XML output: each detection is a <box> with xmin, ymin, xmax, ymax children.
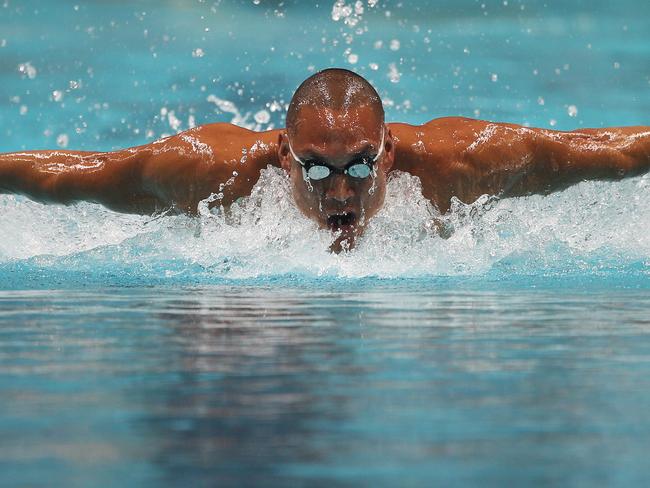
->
<box><xmin>380</xmin><ymin>125</ymin><xmax>395</xmax><ymax>173</ymax></box>
<box><xmin>277</xmin><ymin>132</ymin><xmax>292</xmax><ymax>172</ymax></box>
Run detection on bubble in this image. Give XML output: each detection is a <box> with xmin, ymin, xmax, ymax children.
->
<box><xmin>567</xmin><ymin>105</ymin><xmax>578</xmax><ymax>117</ymax></box>
<box><xmin>347</xmin><ymin>53</ymin><xmax>359</xmax><ymax>64</ymax></box>
<box><xmin>389</xmin><ymin>39</ymin><xmax>400</xmax><ymax>51</ymax></box>
<box><xmin>537</xmin><ymin>96</ymin><xmax>545</xmax><ymax>106</ymax></box>
<box><xmin>490</xmin><ymin>73</ymin><xmax>498</xmax><ymax>82</ymax></box>
<box><xmin>192</xmin><ymin>48</ymin><xmax>205</xmax><ymax>58</ymax></box>
<box><xmin>369</xmin><ymin>62</ymin><xmax>379</xmax><ymax>70</ymax></box>
<box><xmin>19</xmin><ymin>105</ymin><xmax>28</xmax><ymax>115</ymax></box>
<box><xmin>52</xmin><ymin>90</ymin><xmax>64</xmax><ymax>102</ymax></box>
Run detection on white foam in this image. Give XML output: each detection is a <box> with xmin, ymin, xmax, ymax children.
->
<box><xmin>1</xmin><ymin>168</ymin><xmax>649</xmax><ymax>279</ymax></box>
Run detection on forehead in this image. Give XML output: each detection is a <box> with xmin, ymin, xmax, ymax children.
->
<box><xmin>291</xmin><ymin>104</ymin><xmax>382</xmax><ymax>146</ymax></box>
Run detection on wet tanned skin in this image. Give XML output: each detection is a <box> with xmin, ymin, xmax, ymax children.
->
<box><xmin>1</xmin><ymin>114</ymin><xmax>649</xmax><ymax>242</ymax></box>
<box><xmin>0</xmin><ymin>124</ymin><xmax>282</xmax><ymax>215</ymax></box>
<box><xmin>277</xmin><ymin>104</ymin><xmax>394</xmax><ymax>251</ymax></box>
<box><xmin>389</xmin><ymin>117</ymin><xmax>650</xmax><ymax>213</ymax></box>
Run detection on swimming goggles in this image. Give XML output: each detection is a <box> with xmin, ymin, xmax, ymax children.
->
<box><xmin>287</xmin><ymin>129</ymin><xmax>384</xmax><ymax>181</ymax></box>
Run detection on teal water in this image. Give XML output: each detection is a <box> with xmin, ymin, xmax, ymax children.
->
<box><xmin>1</xmin><ymin>0</ymin><xmax>650</xmax><ymax>485</ymax></box>
<box><xmin>3</xmin><ymin>287</ymin><xmax>650</xmax><ymax>486</ymax></box>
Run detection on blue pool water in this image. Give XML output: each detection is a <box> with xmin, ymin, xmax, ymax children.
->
<box><xmin>1</xmin><ymin>0</ymin><xmax>650</xmax><ymax>485</ymax></box>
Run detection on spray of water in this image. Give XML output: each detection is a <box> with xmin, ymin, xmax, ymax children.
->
<box><xmin>0</xmin><ymin>168</ymin><xmax>649</xmax><ymax>284</ymax></box>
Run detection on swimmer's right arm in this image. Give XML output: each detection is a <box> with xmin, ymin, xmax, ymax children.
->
<box><xmin>0</xmin><ymin>123</ymin><xmax>281</xmax><ymax>214</ymax></box>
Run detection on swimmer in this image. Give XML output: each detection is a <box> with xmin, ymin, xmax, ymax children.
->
<box><xmin>1</xmin><ymin>68</ymin><xmax>649</xmax><ymax>251</ymax></box>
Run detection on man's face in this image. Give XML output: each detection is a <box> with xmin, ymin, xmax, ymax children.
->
<box><xmin>278</xmin><ymin>105</ymin><xmax>394</xmax><ymax>250</ymax></box>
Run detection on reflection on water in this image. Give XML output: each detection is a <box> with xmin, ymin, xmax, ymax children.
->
<box><xmin>2</xmin><ymin>286</ymin><xmax>650</xmax><ymax>486</ymax></box>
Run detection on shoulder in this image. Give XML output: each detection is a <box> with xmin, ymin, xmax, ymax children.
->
<box><xmin>179</xmin><ymin>123</ymin><xmax>283</xmax><ymax>165</ymax></box>
<box><xmin>388</xmin><ymin>117</ymin><xmax>482</xmax><ymax>168</ymax></box>
<box><xmin>389</xmin><ymin>117</ymin><xmax>494</xmax><ymax>149</ymax></box>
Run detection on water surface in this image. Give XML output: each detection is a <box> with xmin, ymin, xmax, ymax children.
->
<box><xmin>2</xmin><ymin>286</ymin><xmax>650</xmax><ymax>486</ymax></box>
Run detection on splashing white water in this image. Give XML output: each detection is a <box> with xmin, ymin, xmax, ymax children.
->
<box><xmin>0</xmin><ymin>169</ymin><xmax>649</xmax><ymax>281</ymax></box>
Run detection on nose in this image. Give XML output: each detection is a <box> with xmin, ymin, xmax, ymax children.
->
<box><xmin>325</xmin><ymin>174</ymin><xmax>354</xmax><ymax>203</ymax></box>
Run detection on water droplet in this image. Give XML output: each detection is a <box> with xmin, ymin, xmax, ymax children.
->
<box><xmin>388</xmin><ymin>63</ymin><xmax>401</xmax><ymax>83</ymax></box>
<box><xmin>18</xmin><ymin>62</ymin><xmax>37</xmax><ymax>79</ymax></box>
<box><xmin>254</xmin><ymin>110</ymin><xmax>270</xmax><ymax>124</ymax></box>
<box><xmin>56</xmin><ymin>134</ymin><xmax>69</xmax><ymax>148</ymax></box>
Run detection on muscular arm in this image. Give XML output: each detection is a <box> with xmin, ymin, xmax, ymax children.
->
<box><xmin>390</xmin><ymin>117</ymin><xmax>650</xmax><ymax>212</ymax></box>
<box><xmin>0</xmin><ymin>123</ymin><xmax>281</xmax><ymax>214</ymax></box>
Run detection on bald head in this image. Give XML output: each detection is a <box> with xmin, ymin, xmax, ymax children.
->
<box><xmin>286</xmin><ymin>68</ymin><xmax>384</xmax><ymax>138</ymax></box>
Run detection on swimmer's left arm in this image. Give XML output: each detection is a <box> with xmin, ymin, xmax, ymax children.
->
<box><xmin>493</xmin><ymin>123</ymin><xmax>650</xmax><ymax>196</ymax></box>
<box><xmin>390</xmin><ymin>117</ymin><xmax>650</xmax><ymax>212</ymax></box>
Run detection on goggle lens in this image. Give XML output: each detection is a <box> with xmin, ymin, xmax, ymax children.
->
<box><xmin>305</xmin><ymin>163</ymin><xmax>373</xmax><ymax>181</ymax></box>
<box><xmin>307</xmin><ymin>165</ymin><xmax>331</xmax><ymax>180</ymax></box>
<box><xmin>347</xmin><ymin>163</ymin><xmax>372</xmax><ymax>179</ymax></box>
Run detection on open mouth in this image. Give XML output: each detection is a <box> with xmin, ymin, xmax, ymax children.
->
<box><xmin>327</xmin><ymin>212</ymin><xmax>357</xmax><ymax>230</ymax></box>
